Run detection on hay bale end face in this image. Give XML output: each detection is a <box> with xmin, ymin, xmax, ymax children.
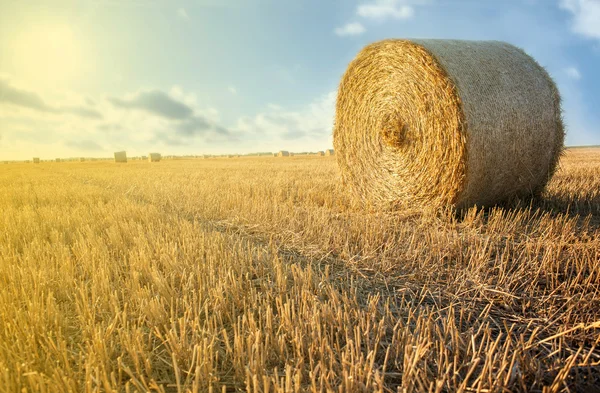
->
<box><xmin>277</xmin><ymin>151</ymin><xmax>290</xmax><ymax>157</ymax></box>
<box><xmin>149</xmin><ymin>153</ymin><xmax>161</xmax><ymax>162</ymax></box>
<box><xmin>334</xmin><ymin>39</ymin><xmax>564</xmax><ymax>209</ymax></box>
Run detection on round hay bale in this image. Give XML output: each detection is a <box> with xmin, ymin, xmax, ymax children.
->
<box><xmin>334</xmin><ymin>39</ymin><xmax>564</xmax><ymax>209</ymax></box>
<box><xmin>114</xmin><ymin>151</ymin><xmax>127</xmax><ymax>163</ymax></box>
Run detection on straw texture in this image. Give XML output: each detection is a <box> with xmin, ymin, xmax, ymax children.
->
<box><xmin>334</xmin><ymin>39</ymin><xmax>564</xmax><ymax>209</ymax></box>
<box><xmin>114</xmin><ymin>151</ymin><xmax>127</xmax><ymax>163</ymax></box>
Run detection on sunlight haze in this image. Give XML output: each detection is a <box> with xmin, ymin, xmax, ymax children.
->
<box><xmin>1</xmin><ymin>0</ymin><xmax>599</xmax><ymax>160</ymax></box>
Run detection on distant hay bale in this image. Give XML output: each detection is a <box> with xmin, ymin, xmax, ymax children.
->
<box><xmin>79</xmin><ymin>157</ymin><xmax>85</xmax><ymax>162</ymax></box>
<box><xmin>149</xmin><ymin>153</ymin><xmax>161</xmax><ymax>162</ymax></box>
<box><xmin>334</xmin><ymin>39</ymin><xmax>564</xmax><ymax>209</ymax></box>
<box><xmin>325</xmin><ymin>149</ymin><xmax>334</xmax><ymax>156</ymax></box>
<box><xmin>317</xmin><ymin>151</ymin><xmax>325</xmax><ymax>156</ymax></box>
<box><xmin>55</xmin><ymin>158</ymin><xmax>61</xmax><ymax>163</ymax></box>
<box><xmin>33</xmin><ymin>157</ymin><xmax>40</xmax><ymax>164</ymax></box>
<box><xmin>277</xmin><ymin>151</ymin><xmax>290</xmax><ymax>157</ymax></box>
<box><xmin>114</xmin><ymin>151</ymin><xmax>127</xmax><ymax>163</ymax></box>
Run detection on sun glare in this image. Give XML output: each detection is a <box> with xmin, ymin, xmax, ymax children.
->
<box><xmin>12</xmin><ymin>25</ymin><xmax>82</xmax><ymax>88</ymax></box>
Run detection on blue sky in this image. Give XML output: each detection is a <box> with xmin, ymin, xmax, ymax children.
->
<box><xmin>0</xmin><ymin>0</ymin><xmax>599</xmax><ymax>159</ymax></box>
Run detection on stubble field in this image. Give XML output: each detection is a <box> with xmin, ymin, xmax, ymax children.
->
<box><xmin>0</xmin><ymin>148</ymin><xmax>599</xmax><ymax>392</ymax></box>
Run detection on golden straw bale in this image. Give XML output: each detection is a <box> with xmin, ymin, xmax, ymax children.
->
<box><xmin>277</xmin><ymin>151</ymin><xmax>290</xmax><ymax>157</ymax></box>
<box><xmin>33</xmin><ymin>157</ymin><xmax>40</xmax><ymax>164</ymax></box>
<box><xmin>114</xmin><ymin>151</ymin><xmax>127</xmax><ymax>163</ymax></box>
<box><xmin>317</xmin><ymin>151</ymin><xmax>325</xmax><ymax>156</ymax></box>
<box><xmin>149</xmin><ymin>153</ymin><xmax>161</xmax><ymax>162</ymax></box>
<box><xmin>325</xmin><ymin>149</ymin><xmax>334</xmax><ymax>156</ymax></box>
<box><xmin>334</xmin><ymin>39</ymin><xmax>564</xmax><ymax>209</ymax></box>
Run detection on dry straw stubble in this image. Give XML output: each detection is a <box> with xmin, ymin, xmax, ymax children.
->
<box><xmin>334</xmin><ymin>39</ymin><xmax>564</xmax><ymax>210</ymax></box>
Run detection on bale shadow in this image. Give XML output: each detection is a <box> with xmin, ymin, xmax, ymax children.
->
<box><xmin>456</xmin><ymin>193</ymin><xmax>600</xmax><ymax>232</ymax></box>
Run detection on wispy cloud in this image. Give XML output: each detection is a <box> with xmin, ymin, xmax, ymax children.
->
<box><xmin>108</xmin><ymin>90</ymin><xmax>194</xmax><ymax>119</ymax></box>
<box><xmin>65</xmin><ymin>140</ymin><xmax>104</xmax><ymax>151</ymax></box>
<box><xmin>566</xmin><ymin>66</ymin><xmax>582</xmax><ymax>80</ymax></box>
<box><xmin>0</xmin><ymin>78</ymin><xmax>103</xmax><ymax>119</ymax></box>
<box><xmin>334</xmin><ymin>22</ymin><xmax>366</xmax><ymax>36</ymax></box>
<box><xmin>0</xmin><ymin>78</ymin><xmax>56</xmax><ymax>113</ymax></box>
<box><xmin>176</xmin><ymin>115</ymin><xmax>229</xmax><ymax>136</ymax></box>
<box><xmin>335</xmin><ymin>0</ymin><xmax>422</xmax><ymax>39</ymax></box>
<box><xmin>235</xmin><ymin>91</ymin><xmax>335</xmax><ymax>142</ymax></box>
<box><xmin>107</xmin><ymin>88</ymin><xmax>231</xmax><ymax>145</ymax></box>
<box><xmin>560</xmin><ymin>0</ymin><xmax>600</xmax><ymax>40</ymax></box>
<box><xmin>177</xmin><ymin>7</ymin><xmax>190</xmax><ymax>20</ymax></box>
<box><xmin>63</xmin><ymin>106</ymin><xmax>104</xmax><ymax>119</ymax></box>
<box><xmin>357</xmin><ymin>0</ymin><xmax>415</xmax><ymax>20</ymax></box>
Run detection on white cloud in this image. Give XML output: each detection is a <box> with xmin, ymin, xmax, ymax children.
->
<box><xmin>177</xmin><ymin>7</ymin><xmax>189</xmax><ymax>20</ymax></box>
<box><xmin>267</xmin><ymin>103</ymin><xmax>282</xmax><ymax>110</ymax></box>
<box><xmin>334</xmin><ymin>22</ymin><xmax>367</xmax><ymax>36</ymax></box>
<box><xmin>566</xmin><ymin>66</ymin><xmax>582</xmax><ymax>80</ymax></box>
<box><xmin>357</xmin><ymin>0</ymin><xmax>415</xmax><ymax>20</ymax></box>
<box><xmin>0</xmin><ymin>80</ymin><xmax>232</xmax><ymax>159</ymax></box>
<box><xmin>234</xmin><ymin>91</ymin><xmax>335</xmax><ymax>149</ymax></box>
<box><xmin>228</xmin><ymin>86</ymin><xmax>238</xmax><ymax>95</ymax></box>
<box><xmin>560</xmin><ymin>0</ymin><xmax>600</xmax><ymax>40</ymax></box>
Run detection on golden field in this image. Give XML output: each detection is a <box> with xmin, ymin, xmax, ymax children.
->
<box><xmin>0</xmin><ymin>148</ymin><xmax>599</xmax><ymax>393</ymax></box>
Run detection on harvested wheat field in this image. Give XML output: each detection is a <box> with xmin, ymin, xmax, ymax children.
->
<box><xmin>0</xmin><ymin>148</ymin><xmax>599</xmax><ymax>393</ymax></box>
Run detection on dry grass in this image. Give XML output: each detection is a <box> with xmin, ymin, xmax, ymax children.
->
<box><xmin>0</xmin><ymin>148</ymin><xmax>599</xmax><ymax>392</ymax></box>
